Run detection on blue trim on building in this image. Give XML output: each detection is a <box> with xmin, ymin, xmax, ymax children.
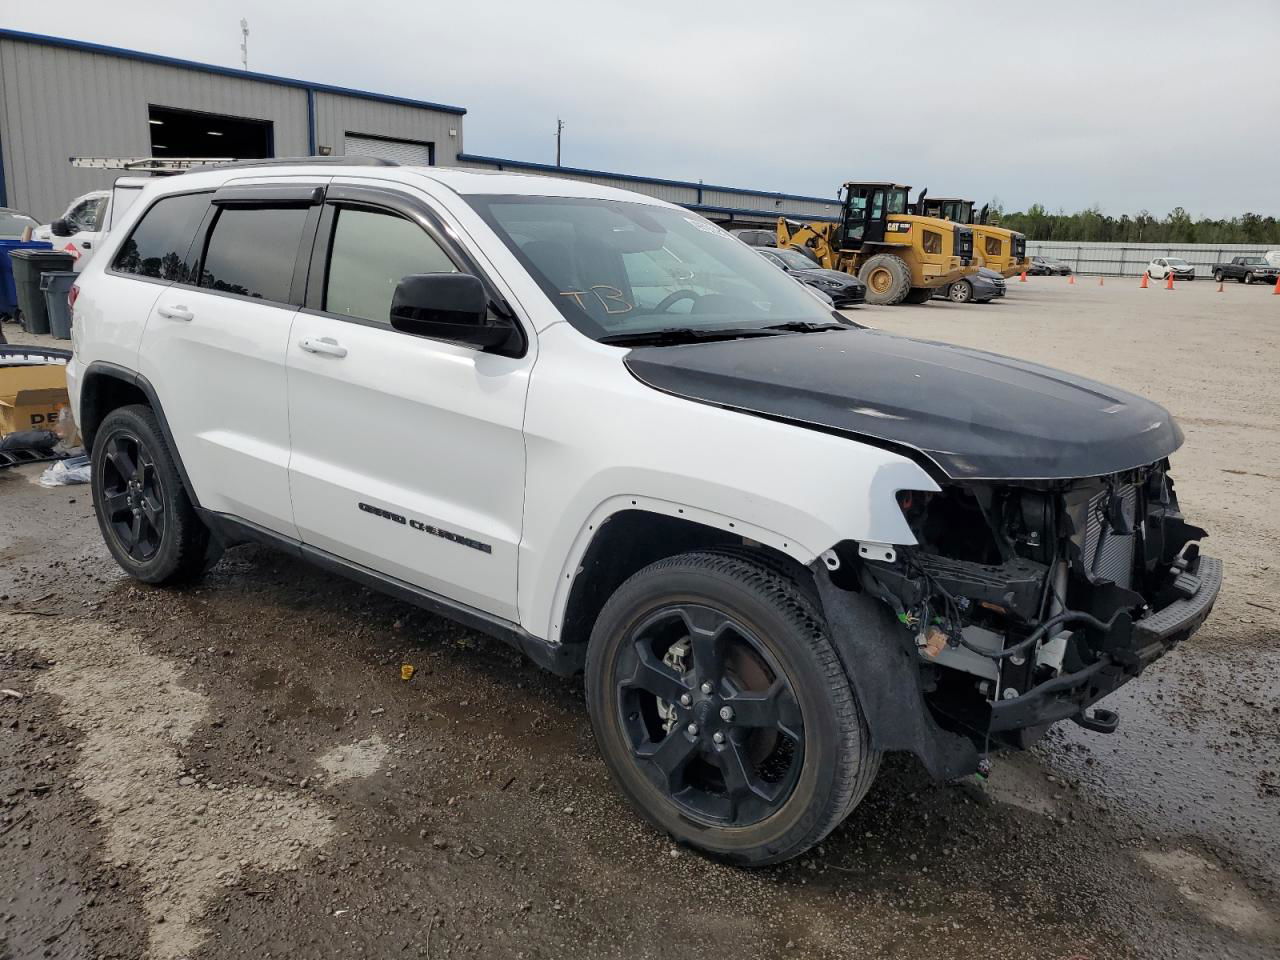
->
<box><xmin>457</xmin><ymin>153</ymin><xmax>838</xmax><ymax>206</ymax></box>
<box><xmin>0</xmin><ymin>28</ymin><xmax>467</xmax><ymax>116</ymax></box>
<box><xmin>306</xmin><ymin>89</ymin><xmax>317</xmax><ymax>155</ymax></box>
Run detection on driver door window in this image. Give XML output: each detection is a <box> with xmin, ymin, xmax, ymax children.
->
<box><xmin>870</xmin><ymin>191</ymin><xmax>886</xmax><ymax>220</ymax></box>
<box><xmin>323</xmin><ymin>206</ymin><xmax>457</xmax><ymax>325</ymax></box>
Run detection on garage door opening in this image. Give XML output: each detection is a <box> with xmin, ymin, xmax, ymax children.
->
<box><xmin>344</xmin><ymin>134</ymin><xmax>434</xmax><ymax>166</ymax></box>
<box><xmin>148</xmin><ymin>105</ymin><xmax>273</xmax><ymax>160</ymax></box>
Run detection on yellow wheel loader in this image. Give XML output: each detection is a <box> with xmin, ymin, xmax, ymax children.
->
<box><xmin>918</xmin><ymin>197</ymin><xmax>1030</xmax><ymax>279</ymax></box>
<box><xmin>776</xmin><ymin>182</ymin><xmax>977</xmax><ymax>305</ymax></box>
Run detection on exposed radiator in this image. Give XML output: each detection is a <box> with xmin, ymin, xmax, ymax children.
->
<box><xmin>1082</xmin><ymin>485</ymin><xmax>1137</xmax><ymax>588</ymax></box>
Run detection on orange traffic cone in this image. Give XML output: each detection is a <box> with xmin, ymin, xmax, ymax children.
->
<box><xmin>1098</xmin><ymin>276</ymin><xmax>1105</xmax><ymax>286</ymax></box>
<box><xmin>1165</xmin><ymin>272</ymin><xmax>1175</xmax><ymax>290</ymax></box>
<box><xmin>1140</xmin><ymin>272</ymin><xmax>1149</xmax><ymax>288</ymax></box>
<box><xmin>1019</xmin><ymin>271</ymin><xmax>1028</xmax><ymax>283</ymax></box>
<box><xmin>1068</xmin><ymin>274</ymin><xmax>1075</xmax><ymax>285</ymax></box>
<box><xmin>1217</xmin><ymin>280</ymin><xmax>1224</xmax><ymax>293</ymax></box>
<box><xmin>1274</xmin><ymin>274</ymin><xmax>1280</xmax><ymax>295</ymax></box>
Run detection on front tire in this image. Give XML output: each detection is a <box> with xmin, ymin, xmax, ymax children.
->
<box><xmin>1214</xmin><ymin>270</ymin><xmax>1224</xmax><ymax>282</ymax></box>
<box><xmin>91</xmin><ymin>404</ymin><xmax>211</xmax><ymax>585</ymax></box>
<box><xmin>1245</xmin><ymin>272</ymin><xmax>1255</xmax><ymax>285</ymax></box>
<box><xmin>585</xmin><ymin>552</ymin><xmax>879</xmax><ymax>866</ymax></box>
<box><xmin>948</xmin><ymin>280</ymin><xmax>974</xmax><ymax>303</ymax></box>
<box><xmin>902</xmin><ymin>286</ymin><xmax>934</xmax><ymax>304</ymax></box>
<box><xmin>857</xmin><ymin>254</ymin><xmax>912</xmax><ymax>305</ymax></box>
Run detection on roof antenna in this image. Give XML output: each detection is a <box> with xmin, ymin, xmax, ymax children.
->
<box><xmin>240</xmin><ymin>18</ymin><xmax>249</xmax><ymax>70</ymax></box>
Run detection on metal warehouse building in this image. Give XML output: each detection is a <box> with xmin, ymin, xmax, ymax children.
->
<box><xmin>0</xmin><ymin>28</ymin><xmax>839</xmax><ymax>226</ymax></box>
<box><xmin>0</xmin><ymin>28</ymin><xmax>467</xmax><ymax>221</ymax></box>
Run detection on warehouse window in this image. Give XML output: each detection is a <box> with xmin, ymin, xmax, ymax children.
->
<box><xmin>149</xmin><ymin>105</ymin><xmax>272</xmax><ymax>160</ymax></box>
<box><xmin>112</xmin><ymin>192</ymin><xmax>210</xmax><ymax>281</ymax></box>
<box><xmin>199</xmin><ymin>207</ymin><xmax>307</xmax><ymax>302</ymax></box>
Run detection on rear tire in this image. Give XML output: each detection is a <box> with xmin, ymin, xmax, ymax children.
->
<box><xmin>1244</xmin><ymin>272</ymin><xmax>1255</xmax><ymax>285</ymax></box>
<box><xmin>857</xmin><ymin>254</ymin><xmax>912</xmax><ymax>305</ymax></box>
<box><xmin>91</xmin><ymin>404</ymin><xmax>211</xmax><ymax>585</ymax></box>
<box><xmin>585</xmin><ymin>552</ymin><xmax>879</xmax><ymax>866</ymax></box>
<box><xmin>948</xmin><ymin>280</ymin><xmax>974</xmax><ymax>303</ymax></box>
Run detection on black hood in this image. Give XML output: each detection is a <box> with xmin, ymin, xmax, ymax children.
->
<box><xmin>625</xmin><ymin>329</ymin><xmax>1183</xmax><ymax>481</ymax></box>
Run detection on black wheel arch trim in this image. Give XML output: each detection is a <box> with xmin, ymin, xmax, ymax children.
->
<box><xmin>198</xmin><ymin>510</ymin><xmax>584</xmax><ymax>677</ymax></box>
<box><xmin>812</xmin><ymin>562</ymin><xmax>979</xmax><ymax>780</ymax></box>
<box><xmin>79</xmin><ymin>360</ymin><xmax>202</xmax><ymax>510</ymax></box>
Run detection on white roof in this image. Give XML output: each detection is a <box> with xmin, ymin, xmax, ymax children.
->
<box><xmin>147</xmin><ymin>163</ymin><xmax>673</xmax><ymax>207</ymax></box>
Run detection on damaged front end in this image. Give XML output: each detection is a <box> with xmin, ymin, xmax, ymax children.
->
<box><xmin>816</xmin><ymin>461</ymin><xmax>1221</xmax><ymax>779</ymax></box>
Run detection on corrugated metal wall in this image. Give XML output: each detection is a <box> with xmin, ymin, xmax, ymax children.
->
<box><xmin>0</xmin><ymin>37</ymin><xmax>307</xmax><ymax>220</ymax></box>
<box><xmin>314</xmin><ymin>91</ymin><xmax>462</xmax><ymax>164</ymax></box>
<box><xmin>1027</xmin><ymin>241</ymin><xmax>1277</xmax><ymax>277</ymax></box>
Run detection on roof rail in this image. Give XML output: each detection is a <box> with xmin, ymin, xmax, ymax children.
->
<box><xmin>207</xmin><ymin>156</ymin><xmax>400</xmax><ymax>170</ymax></box>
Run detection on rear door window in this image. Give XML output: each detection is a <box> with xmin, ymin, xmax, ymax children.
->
<box><xmin>198</xmin><ymin>206</ymin><xmax>309</xmax><ymax>303</ymax></box>
<box><xmin>112</xmin><ymin>192</ymin><xmax>210</xmax><ymax>282</ymax></box>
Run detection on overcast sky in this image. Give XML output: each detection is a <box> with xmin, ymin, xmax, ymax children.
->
<box><xmin>6</xmin><ymin>1</ymin><xmax>1278</xmax><ymax>218</ymax></box>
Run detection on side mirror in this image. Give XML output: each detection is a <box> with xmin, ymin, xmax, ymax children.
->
<box><xmin>389</xmin><ymin>273</ymin><xmax>515</xmax><ymax>351</ymax></box>
<box><xmin>50</xmin><ymin>218</ymin><xmax>74</xmax><ymax>237</ymax></box>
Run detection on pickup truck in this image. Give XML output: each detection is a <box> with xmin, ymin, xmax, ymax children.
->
<box><xmin>33</xmin><ymin>180</ymin><xmax>147</xmax><ymax>272</ymax></box>
<box><xmin>1212</xmin><ymin>256</ymin><xmax>1279</xmax><ymax>285</ymax></box>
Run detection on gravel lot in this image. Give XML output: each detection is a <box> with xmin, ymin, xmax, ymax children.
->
<box><xmin>1</xmin><ymin>275</ymin><xmax>1277</xmax><ymax>959</ymax></box>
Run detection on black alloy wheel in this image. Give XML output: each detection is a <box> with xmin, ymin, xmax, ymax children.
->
<box><xmin>91</xmin><ymin>404</ymin><xmax>212</xmax><ymax>584</ymax></box>
<box><xmin>615</xmin><ymin>603</ymin><xmax>804</xmax><ymax>826</ymax></box>
<box><xmin>586</xmin><ymin>552</ymin><xmax>879</xmax><ymax>866</ymax></box>
<box><xmin>99</xmin><ymin>431</ymin><xmax>165</xmax><ymax>562</ymax></box>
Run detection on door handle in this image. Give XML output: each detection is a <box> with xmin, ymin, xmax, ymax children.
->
<box><xmin>299</xmin><ymin>336</ymin><xmax>348</xmax><ymax>358</ymax></box>
<box><xmin>157</xmin><ymin>304</ymin><xmax>193</xmax><ymax>321</ymax></box>
<box><xmin>81</xmin><ymin>240</ymin><xmax>92</xmax><ymax>249</ymax></box>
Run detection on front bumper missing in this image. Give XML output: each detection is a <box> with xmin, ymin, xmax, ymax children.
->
<box><xmin>989</xmin><ymin>554</ymin><xmax>1222</xmax><ymax>734</ymax></box>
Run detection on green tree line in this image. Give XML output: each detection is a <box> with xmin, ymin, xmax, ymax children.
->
<box><xmin>993</xmin><ymin>204</ymin><xmax>1280</xmax><ymax>245</ymax></box>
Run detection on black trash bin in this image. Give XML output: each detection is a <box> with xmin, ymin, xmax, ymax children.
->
<box><xmin>9</xmin><ymin>249</ymin><xmax>76</xmax><ymax>335</ymax></box>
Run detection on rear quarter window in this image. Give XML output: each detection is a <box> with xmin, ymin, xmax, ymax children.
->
<box><xmin>112</xmin><ymin>192</ymin><xmax>210</xmax><ymax>282</ymax></box>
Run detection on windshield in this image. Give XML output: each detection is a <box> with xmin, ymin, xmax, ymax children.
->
<box><xmin>0</xmin><ymin>212</ymin><xmax>36</xmax><ymax>238</ymax></box>
<box><xmin>1165</xmin><ymin>258</ymin><xmax>1189</xmax><ymax>266</ymax></box>
<box><xmin>1242</xmin><ymin>257</ymin><xmax>1266</xmax><ymax>264</ymax></box>
<box><xmin>772</xmin><ymin>248</ymin><xmax>819</xmax><ymax>271</ymax></box>
<box><xmin>468</xmin><ymin>196</ymin><xmax>838</xmax><ymax>341</ymax></box>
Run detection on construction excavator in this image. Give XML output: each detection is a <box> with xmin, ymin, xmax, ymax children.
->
<box><xmin>917</xmin><ymin>197</ymin><xmax>1030</xmax><ymax>278</ymax></box>
<box><xmin>776</xmin><ymin>182</ymin><xmax>978</xmax><ymax>305</ymax></box>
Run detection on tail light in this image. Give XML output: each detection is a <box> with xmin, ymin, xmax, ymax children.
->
<box><xmin>68</xmin><ymin>284</ymin><xmax>80</xmax><ymax>311</ymax></box>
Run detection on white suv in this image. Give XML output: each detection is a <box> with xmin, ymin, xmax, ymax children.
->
<box><xmin>67</xmin><ymin>158</ymin><xmax>1221</xmax><ymax>865</ymax></box>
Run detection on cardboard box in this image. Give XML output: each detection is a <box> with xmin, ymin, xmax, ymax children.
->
<box><xmin>0</xmin><ymin>362</ymin><xmax>70</xmax><ymax>437</ymax></box>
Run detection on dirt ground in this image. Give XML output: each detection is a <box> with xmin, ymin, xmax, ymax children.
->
<box><xmin>1</xmin><ymin>276</ymin><xmax>1277</xmax><ymax>960</ymax></box>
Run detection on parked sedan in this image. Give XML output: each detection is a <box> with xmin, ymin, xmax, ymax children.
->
<box><xmin>1147</xmin><ymin>257</ymin><xmax>1195</xmax><ymax>281</ymax></box>
<box><xmin>934</xmin><ymin>267</ymin><xmax>1007</xmax><ymax>304</ymax></box>
<box><xmin>756</xmin><ymin>247</ymin><xmax>866</xmax><ymax>306</ymax></box>
<box><xmin>1028</xmin><ymin>255</ymin><xmax>1072</xmax><ymax>276</ymax></box>
<box><xmin>0</xmin><ymin>207</ymin><xmax>39</xmax><ymax>239</ymax></box>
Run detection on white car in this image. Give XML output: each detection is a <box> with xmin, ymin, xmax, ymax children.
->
<box><xmin>1146</xmin><ymin>257</ymin><xmax>1195</xmax><ymax>281</ymax></box>
<box><xmin>66</xmin><ymin>158</ymin><xmax>1220</xmax><ymax>865</ymax></box>
<box><xmin>34</xmin><ymin>183</ymin><xmax>146</xmax><ymax>271</ymax></box>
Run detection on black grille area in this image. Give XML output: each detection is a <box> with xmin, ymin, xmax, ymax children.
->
<box><xmin>955</xmin><ymin>226</ymin><xmax>973</xmax><ymax>258</ymax></box>
<box><xmin>1012</xmin><ymin>235</ymin><xmax>1026</xmax><ymax>259</ymax></box>
<box><xmin>1082</xmin><ymin>485</ymin><xmax>1137</xmax><ymax>588</ymax></box>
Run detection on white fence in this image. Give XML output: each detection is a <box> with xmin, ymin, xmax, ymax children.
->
<box><xmin>1026</xmin><ymin>241</ymin><xmax>1277</xmax><ymax>277</ymax></box>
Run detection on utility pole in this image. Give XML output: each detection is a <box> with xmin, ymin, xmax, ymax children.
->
<box><xmin>555</xmin><ymin>117</ymin><xmax>564</xmax><ymax>167</ymax></box>
<box><xmin>240</xmin><ymin>19</ymin><xmax>250</xmax><ymax>70</ymax></box>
